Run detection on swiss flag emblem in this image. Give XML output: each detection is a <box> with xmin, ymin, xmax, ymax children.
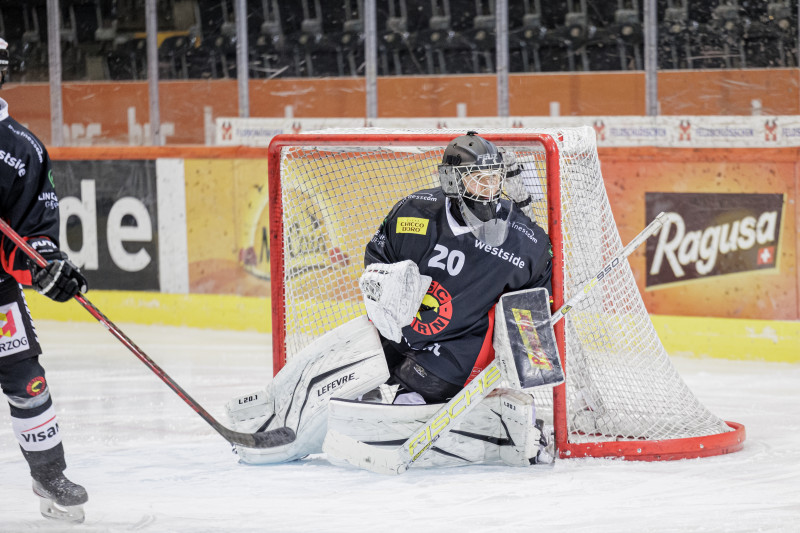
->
<box><xmin>757</xmin><ymin>246</ymin><xmax>775</xmax><ymax>265</ymax></box>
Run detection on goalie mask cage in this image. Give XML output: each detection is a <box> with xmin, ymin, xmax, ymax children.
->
<box><xmin>267</xmin><ymin>127</ymin><xmax>745</xmax><ymax>461</ymax></box>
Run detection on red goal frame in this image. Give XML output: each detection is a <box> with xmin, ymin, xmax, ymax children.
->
<box><xmin>266</xmin><ymin>132</ymin><xmax>745</xmax><ymax>461</ymax></box>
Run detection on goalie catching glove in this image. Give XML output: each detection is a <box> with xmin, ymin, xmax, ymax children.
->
<box><xmin>28</xmin><ymin>238</ymin><xmax>88</xmax><ymax>302</ymax></box>
<box><xmin>359</xmin><ymin>260</ymin><xmax>432</xmax><ymax>342</ymax></box>
<box><xmin>502</xmin><ymin>151</ymin><xmax>535</xmax><ymax>221</ymax></box>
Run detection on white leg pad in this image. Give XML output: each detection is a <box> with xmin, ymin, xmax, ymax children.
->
<box><xmin>325</xmin><ymin>387</ymin><xmax>550</xmax><ymax>469</ymax></box>
<box><xmin>225</xmin><ymin>316</ymin><xmax>389</xmax><ymax>464</ymax></box>
<box><xmin>495</xmin><ymin>389</ymin><xmax>548</xmax><ymax>466</ymax></box>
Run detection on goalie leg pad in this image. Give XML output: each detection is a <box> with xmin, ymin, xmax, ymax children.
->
<box><xmin>494</xmin><ymin>389</ymin><xmax>551</xmax><ymax>466</ymax></box>
<box><xmin>225</xmin><ymin>316</ymin><xmax>390</xmax><ymax>464</ymax></box>
<box><xmin>325</xmin><ymin>388</ymin><xmax>551</xmax><ymax>469</ymax></box>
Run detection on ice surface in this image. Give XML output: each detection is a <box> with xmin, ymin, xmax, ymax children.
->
<box><xmin>1</xmin><ymin>320</ymin><xmax>798</xmax><ymax>532</ymax></box>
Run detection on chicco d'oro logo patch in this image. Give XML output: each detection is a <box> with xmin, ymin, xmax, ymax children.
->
<box><xmin>26</xmin><ymin>376</ymin><xmax>46</xmax><ymax>396</ymax></box>
<box><xmin>410</xmin><ymin>281</ymin><xmax>452</xmax><ymax>336</ymax></box>
<box><xmin>396</xmin><ymin>217</ymin><xmax>429</xmax><ymax>235</ymax></box>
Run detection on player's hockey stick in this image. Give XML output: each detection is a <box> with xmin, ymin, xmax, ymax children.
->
<box><xmin>322</xmin><ymin>211</ymin><xmax>670</xmax><ymax>474</ymax></box>
<box><xmin>0</xmin><ymin>218</ymin><xmax>295</xmax><ymax>449</ymax></box>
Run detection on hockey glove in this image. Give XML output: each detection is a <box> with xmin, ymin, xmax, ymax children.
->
<box><xmin>28</xmin><ymin>239</ymin><xmax>88</xmax><ymax>302</ymax></box>
<box><xmin>359</xmin><ymin>260</ymin><xmax>432</xmax><ymax>342</ymax></box>
<box><xmin>502</xmin><ymin>151</ymin><xmax>536</xmax><ymax>220</ymax></box>
<box><xmin>503</xmin><ymin>175</ymin><xmax>535</xmax><ymax>220</ymax></box>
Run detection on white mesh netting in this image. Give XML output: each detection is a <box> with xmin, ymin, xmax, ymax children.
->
<box><xmin>272</xmin><ymin>127</ymin><xmax>732</xmax><ymax>449</ymax></box>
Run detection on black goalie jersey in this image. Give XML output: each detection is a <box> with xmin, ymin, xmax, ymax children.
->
<box><xmin>365</xmin><ymin>187</ymin><xmax>552</xmax><ymax>387</ymax></box>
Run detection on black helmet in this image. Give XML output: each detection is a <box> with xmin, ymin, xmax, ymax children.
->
<box><xmin>438</xmin><ymin>132</ymin><xmax>513</xmax><ymax>246</ymax></box>
<box><xmin>438</xmin><ymin>131</ymin><xmax>507</xmax><ymax>202</ymax></box>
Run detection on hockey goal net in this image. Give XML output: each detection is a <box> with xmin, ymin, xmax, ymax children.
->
<box><xmin>267</xmin><ymin>127</ymin><xmax>745</xmax><ymax>461</ymax></box>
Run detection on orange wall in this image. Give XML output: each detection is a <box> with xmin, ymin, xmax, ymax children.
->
<box><xmin>5</xmin><ymin>69</ymin><xmax>800</xmax><ymax>145</ymax></box>
<box><xmin>658</xmin><ymin>69</ymin><xmax>800</xmax><ymax>116</ymax></box>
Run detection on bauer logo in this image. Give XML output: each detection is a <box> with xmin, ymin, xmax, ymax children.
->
<box><xmin>397</xmin><ymin>217</ymin><xmax>429</xmax><ymax>235</ymax></box>
<box><xmin>645</xmin><ymin>193</ymin><xmax>784</xmax><ymax>288</ymax></box>
<box><xmin>0</xmin><ymin>303</ymin><xmax>29</xmax><ymax>358</ymax></box>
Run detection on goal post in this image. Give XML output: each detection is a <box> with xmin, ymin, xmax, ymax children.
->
<box><xmin>266</xmin><ymin>127</ymin><xmax>745</xmax><ymax>461</ymax></box>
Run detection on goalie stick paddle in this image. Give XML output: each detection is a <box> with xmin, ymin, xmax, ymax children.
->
<box><xmin>323</xmin><ymin>211</ymin><xmax>670</xmax><ymax>474</ymax></box>
<box><xmin>0</xmin><ymin>218</ymin><xmax>295</xmax><ymax>450</ymax></box>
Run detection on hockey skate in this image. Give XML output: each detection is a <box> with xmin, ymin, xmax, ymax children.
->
<box><xmin>32</xmin><ymin>473</ymin><xmax>88</xmax><ymax>523</ymax></box>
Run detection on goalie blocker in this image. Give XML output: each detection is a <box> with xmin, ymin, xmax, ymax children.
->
<box><xmin>493</xmin><ymin>286</ymin><xmax>563</xmax><ymax>391</ymax></box>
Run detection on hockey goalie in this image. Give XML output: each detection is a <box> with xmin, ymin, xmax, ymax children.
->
<box><xmin>225</xmin><ymin>132</ymin><xmax>560</xmax><ymax>471</ymax></box>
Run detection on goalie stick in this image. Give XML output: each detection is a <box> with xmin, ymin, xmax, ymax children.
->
<box><xmin>322</xmin><ymin>211</ymin><xmax>670</xmax><ymax>474</ymax></box>
<box><xmin>549</xmin><ymin>211</ymin><xmax>670</xmax><ymax>326</ymax></box>
<box><xmin>0</xmin><ymin>218</ymin><xmax>295</xmax><ymax>450</ymax></box>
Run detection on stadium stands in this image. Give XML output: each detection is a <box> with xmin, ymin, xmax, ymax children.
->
<box><xmin>0</xmin><ymin>0</ymin><xmax>796</xmax><ymax>81</ymax></box>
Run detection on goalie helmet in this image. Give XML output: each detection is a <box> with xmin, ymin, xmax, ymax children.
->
<box><xmin>439</xmin><ymin>131</ymin><xmax>507</xmax><ymax>203</ymax></box>
<box><xmin>0</xmin><ymin>38</ymin><xmax>8</xmax><ymax>88</ymax></box>
<box><xmin>438</xmin><ymin>131</ymin><xmax>512</xmax><ymax>246</ymax></box>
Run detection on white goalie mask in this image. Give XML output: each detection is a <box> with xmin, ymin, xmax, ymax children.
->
<box><xmin>438</xmin><ymin>131</ymin><xmax>512</xmax><ymax>246</ymax></box>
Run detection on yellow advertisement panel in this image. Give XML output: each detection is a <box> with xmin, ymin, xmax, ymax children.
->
<box><xmin>183</xmin><ymin>158</ymin><xmax>271</xmax><ymax>297</ymax></box>
<box><xmin>278</xmin><ymin>149</ymin><xmax>440</xmax><ymax>342</ymax></box>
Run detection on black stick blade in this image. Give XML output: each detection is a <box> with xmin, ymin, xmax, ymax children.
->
<box><xmin>222</xmin><ymin>426</ymin><xmax>297</xmax><ymax>449</ymax></box>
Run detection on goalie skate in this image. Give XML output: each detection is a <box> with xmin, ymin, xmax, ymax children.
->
<box><xmin>32</xmin><ymin>474</ymin><xmax>88</xmax><ymax>523</ymax></box>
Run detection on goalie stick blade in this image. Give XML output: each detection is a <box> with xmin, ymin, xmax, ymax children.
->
<box><xmin>223</xmin><ymin>426</ymin><xmax>297</xmax><ymax>449</ymax></box>
<box><xmin>323</xmin><ymin>430</ymin><xmax>408</xmax><ymax>475</ymax></box>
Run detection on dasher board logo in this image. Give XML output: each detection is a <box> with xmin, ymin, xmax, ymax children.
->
<box><xmin>282</xmin><ymin>187</ymin><xmax>349</xmax><ymax>279</ymax></box>
<box><xmin>646</xmin><ymin>192</ymin><xmax>784</xmax><ymax>288</ymax></box>
<box><xmin>0</xmin><ymin>302</ymin><xmax>30</xmax><ymax>358</ymax></box>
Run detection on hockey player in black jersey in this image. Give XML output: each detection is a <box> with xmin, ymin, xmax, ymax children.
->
<box><xmin>0</xmin><ymin>38</ymin><xmax>89</xmax><ymax>523</ymax></box>
<box><xmin>226</xmin><ymin>132</ymin><xmax>554</xmax><ymax>468</ymax></box>
<box><xmin>361</xmin><ymin>131</ymin><xmax>553</xmax><ymax>404</ymax></box>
